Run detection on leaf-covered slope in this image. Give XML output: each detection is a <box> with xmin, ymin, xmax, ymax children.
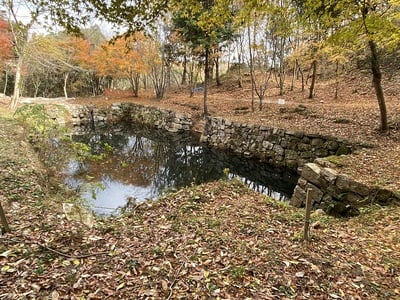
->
<box><xmin>0</xmin><ymin>112</ymin><xmax>399</xmax><ymax>299</ymax></box>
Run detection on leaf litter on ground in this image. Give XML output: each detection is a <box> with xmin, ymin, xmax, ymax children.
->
<box><xmin>1</xmin><ymin>74</ymin><xmax>400</xmax><ymax>299</ymax></box>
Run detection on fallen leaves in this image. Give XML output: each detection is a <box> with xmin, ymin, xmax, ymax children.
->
<box><xmin>1</xmin><ymin>84</ymin><xmax>400</xmax><ymax>299</ymax></box>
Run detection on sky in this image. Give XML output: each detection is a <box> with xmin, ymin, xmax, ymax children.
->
<box><xmin>0</xmin><ymin>0</ymin><xmax>114</xmax><ymax>39</ymax></box>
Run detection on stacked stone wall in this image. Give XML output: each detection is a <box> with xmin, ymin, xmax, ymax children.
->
<box><xmin>69</xmin><ymin>103</ymin><xmax>192</xmax><ymax>133</ymax></box>
<box><xmin>290</xmin><ymin>159</ymin><xmax>400</xmax><ymax>216</ymax></box>
<box><xmin>200</xmin><ymin>116</ymin><xmax>355</xmax><ymax>171</ymax></box>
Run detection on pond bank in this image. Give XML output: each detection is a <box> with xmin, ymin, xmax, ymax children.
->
<box><xmin>61</xmin><ymin>101</ymin><xmax>399</xmax><ymax>215</ymax></box>
<box><xmin>1</xmin><ymin>108</ymin><xmax>399</xmax><ymax>298</ymax></box>
<box><xmin>0</xmin><ymin>103</ymin><xmax>400</xmax><ymax>299</ymax></box>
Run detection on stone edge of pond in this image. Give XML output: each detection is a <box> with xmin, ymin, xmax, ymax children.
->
<box><xmin>45</xmin><ymin>101</ymin><xmax>400</xmax><ymax>216</ymax></box>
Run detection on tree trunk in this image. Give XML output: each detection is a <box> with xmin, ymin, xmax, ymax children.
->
<box><xmin>368</xmin><ymin>40</ymin><xmax>388</xmax><ymax>132</ymax></box>
<box><xmin>129</xmin><ymin>73</ymin><xmax>140</xmax><ymax>97</ymax></box>
<box><xmin>63</xmin><ymin>72</ymin><xmax>69</xmax><ymax>99</ymax></box>
<box><xmin>278</xmin><ymin>37</ymin><xmax>286</xmax><ymax>96</ymax></box>
<box><xmin>10</xmin><ymin>56</ymin><xmax>23</xmax><ymax>110</ymax></box>
<box><xmin>290</xmin><ymin>60</ymin><xmax>296</xmax><ymax>91</ymax></box>
<box><xmin>299</xmin><ymin>68</ymin><xmax>305</xmax><ymax>92</ymax></box>
<box><xmin>203</xmin><ymin>47</ymin><xmax>209</xmax><ymax>116</ymax></box>
<box><xmin>308</xmin><ymin>60</ymin><xmax>317</xmax><ymax>99</ymax></box>
<box><xmin>237</xmin><ymin>53</ymin><xmax>242</xmax><ymax>88</ymax></box>
<box><xmin>248</xmin><ymin>24</ymin><xmax>255</xmax><ymax>112</ymax></box>
<box><xmin>334</xmin><ymin>60</ymin><xmax>339</xmax><ymax>99</ymax></box>
<box><xmin>215</xmin><ymin>49</ymin><xmax>221</xmax><ymax>86</ymax></box>
<box><xmin>181</xmin><ymin>55</ymin><xmax>188</xmax><ymax>85</ymax></box>
<box><xmin>3</xmin><ymin>71</ymin><xmax>8</xmax><ymax>95</ymax></box>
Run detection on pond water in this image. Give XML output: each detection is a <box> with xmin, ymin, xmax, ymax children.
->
<box><xmin>63</xmin><ymin>124</ymin><xmax>298</xmax><ymax>215</ymax></box>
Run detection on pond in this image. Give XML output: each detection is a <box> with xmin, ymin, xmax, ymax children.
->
<box><xmin>63</xmin><ymin>124</ymin><xmax>299</xmax><ymax>215</ymax></box>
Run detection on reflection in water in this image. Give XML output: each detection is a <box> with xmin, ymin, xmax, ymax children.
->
<box><xmin>64</xmin><ymin>124</ymin><xmax>298</xmax><ymax>215</ymax></box>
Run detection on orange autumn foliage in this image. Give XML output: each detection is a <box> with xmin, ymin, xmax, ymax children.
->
<box><xmin>92</xmin><ymin>32</ymin><xmax>151</xmax><ymax>79</ymax></box>
<box><xmin>0</xmin><ymin>18</ymin><xmax>13</xmax><ymax>71</ymax></box>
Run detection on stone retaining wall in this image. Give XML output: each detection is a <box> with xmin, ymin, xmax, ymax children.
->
<box><xmin>200</xmin><ymin>116</ymin><xmax>355</xmax><ymax>171</ymax></box>
<box><xmin>69</xmin><ymin>103</ymin><xmax>192</xmax><ymax>133</ymax></box>
<box><xmin>290</xmin><ymin>159</ymin><xmax>400</xmax><ymax>216</ymax></box>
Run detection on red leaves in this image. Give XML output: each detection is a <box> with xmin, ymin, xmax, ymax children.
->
<box><xmin>0</xmin><ymin>17</ymin><xmax>13</xmax><ymax>69</ymax></box>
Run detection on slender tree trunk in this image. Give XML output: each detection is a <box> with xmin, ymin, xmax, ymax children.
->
<box><xmin>299</xmin><ymin>67</ymin><xmax>305</xmax><ymax>92</ymax></box>
<box><xmin>129</xmin><ymin>73</ymin><xmax>140</xmax><ymax>97</ymax></box>
<box><xmin>3</xmin><ymin>71</ymin><xmax>8</xmax><ymax>95</ymax></box>
<box><xmin>34</xmin><ymin>82</ymin><xmax>40</xmax><ymax>98</ymax></box>
<box><xmin>290</xmin><ymin>61</ymin><xmax>295</xmax><ymax>91</ymax></box>
<box><xmin>134</xmin><ymin>74</ymin><xmax>140</xmax><ymax>97</ymax></box>
<box><xmin>10</xmin><ymin>56</ymin><xmax>23</xmax><ymax>110</ymax></box>
<box><xmin>203</xmin><ymin>47</ymin><xmax>209</xmax><ymax>116</ymax></box>
<box><xmin>247</xmin><ymin>24</ymin><xmax>255</xmax><ymax>112</ymax></box>
<box><xmin>238</xmin><ymin>53</ymin><xmax>242</xmax><ymax>88</ymax></box>
<box><xmin>215</xmin><ymin>48</ymin><xmax>221</xmax><ymax>86</ymax></box>
<box><xmin>63</xmin><ymin>72</ymin><xmax>69</xmax><ymax>99</ymax></box>
<box><xmin>334</xmin><ymin>60</ymin><xmax>339</xmax><ymax>99</ymax></box>
<box><xmin>181</xmin><ymin>55</ymin><xmax>188</xmax><ymax>85</ymax></box>
<box><xmin>278</xmin><ymin>37</ymin><xmax>286</xmax><ymax>96</ymax></box>
<box><xmin>308</xmin><ymin>60</ymin><xmax>317</xmax><ymax>99</ymax></box>
<box><xmin>368</xmin><ymin>40</ymin><xmax>388</xmax><ymax>132</ymax></box>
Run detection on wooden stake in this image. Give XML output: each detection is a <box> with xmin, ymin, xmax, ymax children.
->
<box><xmin>0</xmin><ymin>201</ymin><xmax>10</xmax><ymax>234</ymax></box>
<box><xmin>303</xmin><ymin>188</ymin><xmax>312</xmax><ymax>242</ymax></box>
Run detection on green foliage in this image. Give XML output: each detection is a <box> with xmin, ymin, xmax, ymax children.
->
<box><xmin>171</xmin><ymin>0</ymin><xmax>237</xmax><ymax>50</ymax></box>
<box><xmin>230</xmin><ymin>265</ymin><xmax>246</xmax><ymax>279</ymax></box>
<box><xmin>14</xmin><ymin>104</ymin><xmax>66</xmax><ymax>143</ymax></box>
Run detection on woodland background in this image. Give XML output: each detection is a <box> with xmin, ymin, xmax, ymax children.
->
<box><xmin>0</xmin><ymin>0</ymin><xmax>399</xmax><ymax>131</ymax></box>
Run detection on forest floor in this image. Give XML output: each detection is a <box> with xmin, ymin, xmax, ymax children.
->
<box><xmin>0</xmin><ymin>72</ymin><xmax>400</xmax><ymax>299</ymax></box>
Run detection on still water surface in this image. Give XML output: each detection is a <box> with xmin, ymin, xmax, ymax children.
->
<box><xmin>64</xmin><ymin>124</ymin><xmax>298</xmax><ymax>215</ymax></box>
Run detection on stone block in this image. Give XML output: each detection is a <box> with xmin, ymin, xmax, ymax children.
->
<box><xmin>343</xmin><ymin>192</ymin><xmax>363</xmax><ymax>205</ymax></box>
<box><xmin>315</xmin><ymin>148</ymin><xmax>329</xmax><ymax>157</ymax></box>
<box><xmin>290</xmin><ymin>185</ymin><xmax>306</xmax><ymax>207</ymax></box>
<box><xmin>374</xmin><ymin>188</ymin><xmax>395</xmax><ymax>205</ymax></box>
<box><xmin>320</xmin><ymin>167</ymin><xmax>338</xmax><ymax>184</ymax></box>
<box><xmin>297</xmin><ymin>143</ymin><xmax>311</xmax><ymax>151</ymax></box>
<box><xmin>305</xmin><ymin>183</ymin><xmax>324</xmax><ymax>204</ymax></box>
<box><xmin>273</xmin><ymin>144</ymin><xmax>285</xmax><ymax>156</ymax></box>
<box><xmin>349</xmin><ymin>180</ymin><xmax>370</xmax><ymax>197</ymax></box>
<box><xmin>262</xmin><ymin>141</ymin><xmax>274</xmax><ymax>150</ymax></box>
<box><xmin>314</xmin><ymin>158</ymin><xmax>335</xmax><ymax>168</ymax></box>
<box><xmin>301</xmin><ymin>163</ymin><xmax>321</xmax><ymax>186</ymax></box>
<box><xmin>326</xmin><ymin>140</ymin><xmax>339</xmax><ymax>151</ymax></box>
<box><xmin>311</xmin><ymin>138</ymin><xmax>323</xmax><ymax>146</ymax></box>
<box><xmin>286</xmin><ymin>130</ymin><xmax>304</xmax><ymax>138</ymax></box>
<box><xmin>285</xmin><ymin>150</ymin><xmax>298</xmax><ymax>160</ymax></box>
<box><xmin>336</xmin><ymin>174</ymin><xmax>350</xmax><ymax>191</ymax></box>
<box><xmin>297</xmin><ymin>178</ymin><xmax>308</xmax><ymax>188</ymax></box>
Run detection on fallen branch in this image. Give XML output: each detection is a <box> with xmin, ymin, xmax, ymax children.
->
<box><xmin>167</xmin><ymin>261</ymin><xmax>186</xmax><ymax>300</ymax></box>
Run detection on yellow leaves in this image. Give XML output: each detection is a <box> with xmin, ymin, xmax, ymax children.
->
<box><xmin>1</xmin><ymin>264</ymin><xmax>16</xmax><ymax>273</ymax></box>
<box><xmin>116</xmin><ymin>282</ymin><xmax>125</xmax><ymax>290</ymax></box>
<box><xmin>0</xmin><ymin>249</ymin><xmax>13</xmax><ymax>257</ymax></box>
<box><xmin>161</xmin><ymin>279</ymin><xmax>169</xmax><ymax>290</ymax></box>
